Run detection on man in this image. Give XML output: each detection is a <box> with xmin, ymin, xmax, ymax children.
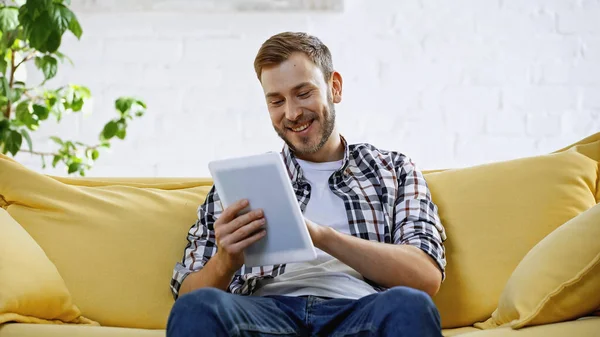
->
<box><xmin>168</xmin><ymin>32</ymin><xmax>447</xmax><ymax>337</ymax></box>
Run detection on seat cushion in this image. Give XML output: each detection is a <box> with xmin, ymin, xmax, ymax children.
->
<box><xmin>424</xmin><ymin>133</ymin><xmax>600</xmax><ymax>328</ymax></box>
<box><xmin>0</xmin><ymin>323</ymin><xmax>165</xmax><ymax>337</ymax></box>
<box><xmin>443</xmin><ymin>327</ymin><xmax>480</xmax><ymax>336</ymax></box>
<box><xmin>0</xmin><ymin>154</ymin><xmax>212</xmax><ymax>329</ymax></box>
<box><xmin>458</xmin><ymin>317</ymin><xmax>600</xmax><ymax>337</ymax></box>
<box><xmin>476</xmin><ymin>203</ymin><xmax>600</xmax><ymax>329</ymax></box>
<box><xmin>0</xmin><ymin>209</ymin><xmax>95</xmax><ymax>326</ymax></box>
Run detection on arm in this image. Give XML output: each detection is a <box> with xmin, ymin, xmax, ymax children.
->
<box><xmin>171</xmin><ymin>189</ymin><xmax>266</xmax><ymax>299</ymax></box>
<box><xmin>307</xmin><ymin>156</ymin><xmax>446</xmax><ymax>297</ymax></box>
<box><xmin>179</xmin><ymin>207</ymin><xmax>266</xmax><ymax>297</ymax></box>
<box><xmin>309</xmin><ymin>222</ymin><xmax>442</xmax><ymax>296</ymax></box>
<box><xmin>179</xmin><ymin>252</ymin><xmax>235</xmax><ymax>295</ymax></box>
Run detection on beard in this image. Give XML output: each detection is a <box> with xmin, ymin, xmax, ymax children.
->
<box><xmin>274</xmin><ymin>93</ymin><xmax>336</xmax><ymax>157</ymax></box>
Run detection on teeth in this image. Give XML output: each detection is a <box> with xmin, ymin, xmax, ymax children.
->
<box><xmin>292</xmin><ymin>122</ymin><xmax>310</xmax><ymax>132</ymax></box>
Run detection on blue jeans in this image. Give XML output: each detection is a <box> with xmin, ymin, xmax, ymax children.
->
<box><xmin>167</xmin><ymin>287</ymin><xmax>443</xmax><ymax>337</ymax></box>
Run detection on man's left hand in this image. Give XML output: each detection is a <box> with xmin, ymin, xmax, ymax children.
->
<box><xmin>304</xmin><ymin>218</ymin><xmax>328</xmax><ymax>248</ymax></box>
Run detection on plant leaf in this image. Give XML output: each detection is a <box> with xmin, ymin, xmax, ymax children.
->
<box><xmin>20</xmin><ymin>128</ymin><xmax>32</xmax><ymax>151</ymax></box>
<box><xmin>0</xmin><ymin>118</ymin><xmax>8</xmax><ymax>135</ymax></box>
<box><xmin>25</xmin><ymin>0</ymin><xmax>52</xmax><ymax>21</ymax></box>
<box><xmin>34</xmin><ymin>55</ymin><xmax>58</xmax><ymax>80</ymax></box>
<box><xmin>18</xmin><ymin>5</ymin><xmax>32</xmax><ymax>36</ymax></box>
<box><xmin>0</xmin><ymin>7</ymin><xmax>19</xmax><ymax>32</ymax></box>
<box><xmin>0</xmin><ymin>76</ymin><xmax>9</xmax><ymax>96</ymax></box>
<box><xmin>53</xmin><ymin>50</ymin><xmax>73</xmax><ymax>65</ymax></box>
<box><xmin>135</xmin><ymin>99</ymin><xmax>147</xmax><ymax>109</ymax></box>
<box><xmin>32</xmin><ymin>104</ymin><xmax>50</xmax><ymax>120</ymax></box>
<box><xmin>50</xmin><ymin>4</ymin><xmax>72</xmax><ymax>33</ymax></box>
<box><xmin>91</xmin><ymin>149</ymin><xmax>99</xmax><ymax>160</ymax></box>
<box><xmin>0</xmin><ymin>56</ymin><xmax>7</xmax><ymax>74</ymax></box>
<box><xmin>68</xmin><ymin>14</ymin><xmax>81</xmax><ymax>39</ymax></box>
<box><xmin>115</xmin><ymin>125</ymin><xmax>126</xmax><ymax>140</ymax></box>
<box><xmin>49</xmin><ymin>135</ymin><xmax>63</xmax><ymax>145</ymax></box>
<box><xmin>28</xmin><ymin>11</ymin><xmax>53</xmax><ymax>51</ymax></box>
<box><xmin>15</xmin><ymin>101</ymin><xmax>39</xmax><ymax>130</ymax></box>
<box><xmin>52</xmin><ymin>154</ymin><xmax>61</xmax><ymax>167</ymax></box>
<box><xmin>5</xmin><ymin>130</ymin><xmax>22</xmax><ymax>156</ymax></box>
<box><xmin>67</xmin><ymin>162</ymin><xmax>81</xmax><ymax>174</ymax></box>
<box><xmin>76</xmin><ymin>85</ymin><xmax>91</xmax><ymax>99</ymax></box>
<box><xmin>71</xmin><ymin>97</ymin><xmax>83</xmax><ymax>111</ymax></box>
<box><xmin>44</xmin><ymin>28</ymin><xmax>61</xmax><ymax>53</ymax></box>
<box><xmin>9</xmin><ymin>85</ymin><xmax>24</xmax><ymax>102</ymax></box>
<box><xmin>102</xmin><ymin>120</ymin><xmax>118</xmax><ymax>140</ymax></box>
<box><xmin>115</xmin><ymin>97</ymin><xmax>134</xmax><ymax>115</ymax></box>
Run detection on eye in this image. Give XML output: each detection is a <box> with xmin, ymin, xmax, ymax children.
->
<box><xmin>298</xmin><ymin>91</ymin><xmax>311</xmax><ymax>99</ymax></box>
<box><xmin>270</xmin><ymin>100</ymin><xmax>284</xmax><ymax>106</ymax></box>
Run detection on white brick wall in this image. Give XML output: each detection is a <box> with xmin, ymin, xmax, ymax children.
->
<box><xmin>16</xmin><ymin>0</ymin><xmax>600</xmax><ymax>177</ymax></box>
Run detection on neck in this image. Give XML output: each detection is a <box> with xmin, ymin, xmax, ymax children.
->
<box><xmin>294</xmin><ymin>130</ymin><xmax>344</xmax><ymax>163</ymax></box>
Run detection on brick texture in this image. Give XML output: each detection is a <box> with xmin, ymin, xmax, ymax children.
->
<box><xmin>17</xmin><ymin>0</ymin><xmax>600</xmax><ymax>177</ymax></box>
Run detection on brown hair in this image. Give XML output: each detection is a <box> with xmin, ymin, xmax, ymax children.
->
<box><xmin>254</xmin><ymin>32</ymin><xmax>334</xmax><ymax>82</ymax></box>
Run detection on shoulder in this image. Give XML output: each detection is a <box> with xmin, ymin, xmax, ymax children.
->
<box><xmin>348</xmin><ymin>143</ymin><xmax>411</xmax><ymax>170</ymax></box>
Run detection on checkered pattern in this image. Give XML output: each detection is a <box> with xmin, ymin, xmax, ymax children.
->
<box><xmin>171</xmin><ymin>137</ymin><xmax>447</xmax><ymax>299</ymax></box>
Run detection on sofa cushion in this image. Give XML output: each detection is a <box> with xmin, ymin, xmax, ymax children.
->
<box><xmin>457</xmin><ymin>317</ymin><xmax>600</xmax><ymax>337</ymax></box>
<box><xmin>442</xmin><ymin>327</ymin><xmax>480</xmax><ymax>336</ymax></box>
<box><xmin>0</xmin><ymin>155</ymin><xmax>212</xmax><ymax>329</ymax></box>
<box><xmin>0</xmin><ymin>323</ymin><xmax>165</xmax><ymax>337</ymax></box>
<box><xmin>475</xmin><ymin>203</ymin><xmax>600</xmax><ymax>329</ymax></box>
<box><xmin>424</xmin><ymin>134</ymin><xmax>599</xmax><ymax>328</ymax></box>
<box><xmin>0</xmin><ymin>209</ymin><xmax>95</xmax><ymax>326</ymax></box>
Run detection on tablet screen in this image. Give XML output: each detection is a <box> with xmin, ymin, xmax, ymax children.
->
<box><xmin>217</xmin><ymin>164</ymin><xmax>307</xmax><ymax>253</ymax></box>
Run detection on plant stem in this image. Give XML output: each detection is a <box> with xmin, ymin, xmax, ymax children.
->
<box><xmin>8</xmin><ymin>48</ymin><xmax>15</xmax><ymax>89</ymax></box>
<box><xmin>14</xmin><ymin>52</ymin><xmax>35</xmax><ymax>72</ymax></box>
<box><xmin>4</xmin><ymin>48</ymin><xmax>16</xmax><ymax>119</ymax></box>
<box><xmin>24</xmin><ymin>92</ymin><xmax>42</xmax><ymax>101</ymax></box>
<box><xmin>19</xmin><ymin>149</ymin><xmax>58</xmax><ymax>156</ymax></box>
<box><xmin>20</xmin><ymin>143</ymin><xmax>101</xmax><ymax>157</ymax></box>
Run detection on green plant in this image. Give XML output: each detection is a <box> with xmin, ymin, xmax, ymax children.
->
<box><xmin>0</xmin><ymin>0</ymin><xmax>146</xmax><ymax>175</ymax></box>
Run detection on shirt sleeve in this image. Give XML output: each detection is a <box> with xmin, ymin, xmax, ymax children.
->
<box><xmin>393</xmin><ymin>155</ymin><xmax>447</xmax><ymax>281</ymax></box>
<box><xmin>170</xmin><ymin>186</ymin><xmax>245</xmax><ymax>299</ymax></box>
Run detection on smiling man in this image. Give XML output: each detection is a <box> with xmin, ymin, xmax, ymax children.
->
<box><xmin>167</xmin><ymin>32</ymin><xmax>447</xmax><ymax>337</ymax></box>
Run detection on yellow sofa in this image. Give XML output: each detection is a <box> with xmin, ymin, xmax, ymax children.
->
<box><xmin>0</xmin><ymin>133</ymin><xmax>599</xmax><ymax>337</ymax></box>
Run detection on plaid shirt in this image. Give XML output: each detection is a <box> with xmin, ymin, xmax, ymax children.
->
<box><xmin>171</xmin><ymin>137</ymin><xmax>447</xmax><ymax>299</ymax></box>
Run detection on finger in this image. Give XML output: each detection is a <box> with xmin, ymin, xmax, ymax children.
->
<box><xmin>228</xmin><ymin>218</ymin><xmax>266</xmax><ymax>244</ymax></box>
<box><xmin>222</xmin><ymin>208</ymin><xmax>264</xmax><ymax>233</ymax></box>
<box><xmin>229</xmin><ymin>229</ymin><xmax>267</xmax><ymax>254</ymax></box>
<box><xmin>216</xmin><ymin>199</ymin><xmax>249</xmax><ymax>226</ymax></box>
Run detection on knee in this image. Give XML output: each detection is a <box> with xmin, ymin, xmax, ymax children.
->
<box><xmin>377</xmin><ymin>286</ymin><xmax>439</xmax><ymax>318</ymax></box>
<box><xmin>172</xmin><ymin>288</ymin><xmax>228</xmax><ymax>315</ymax></box>
<box><xmin>375</xmin><ymin>287</ymin><xmax>441</xmax><ymax>337</ymax></box>
<box><xmin>167</xmin><ymin>288</ymin><xmax>229</xmax><ymax>335</ymax></box>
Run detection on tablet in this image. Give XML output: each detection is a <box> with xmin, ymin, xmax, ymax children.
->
<box><xmin>208</xmin><ymin>152</ymin><xmax>317</xmax><ymax>268</ymax></box>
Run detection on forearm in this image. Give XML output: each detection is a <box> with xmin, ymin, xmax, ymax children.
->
<box><xmin>179</xmin><ymin>253</ymin><xmax>235</xmax><ymax>297</ymax></box>
<box><xmin>317</xmin><ymin>227</ymin><xmax>442</xmax><ymax>296</ymax></box>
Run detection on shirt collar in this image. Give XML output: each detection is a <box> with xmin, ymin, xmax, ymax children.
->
<box><xmin>281</xmin><ymin>135</ymin><xmax>351</xmax><ymax>182</ymax></box>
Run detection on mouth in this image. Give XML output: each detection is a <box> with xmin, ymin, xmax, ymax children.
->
<box><xmin>289</xmin><ymin>120</ymin><xmax>313</xmax><ymax>133</ymax></box>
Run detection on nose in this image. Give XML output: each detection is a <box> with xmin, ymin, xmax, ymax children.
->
<box><xmin>284</xmin><ymin>100</ymin><xmax>302</xmax><ymax>122</ymax></box>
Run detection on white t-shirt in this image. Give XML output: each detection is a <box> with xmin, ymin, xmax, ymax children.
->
<box><xmin>295</xmin><ymin>159</ymin><xmax>351</xmax><ymax>259</ymax></box>
<box><xmin>252</xmin><ymin>159</ymin><xmax>377</xmax><ymax>299</ymax></box>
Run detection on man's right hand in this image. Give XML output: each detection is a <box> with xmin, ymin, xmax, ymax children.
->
<box><xmin>213</xmin><ymin>199</ymin><xmax>267</xmax><ymax>274</ymax></box>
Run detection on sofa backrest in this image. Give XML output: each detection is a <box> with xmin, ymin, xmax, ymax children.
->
<box><xmin>1</xmin><ymin>133</ymin><xmax>598</xmax><ymax>329</ymax></box>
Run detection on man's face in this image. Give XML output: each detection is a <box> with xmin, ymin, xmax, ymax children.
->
<box><xmin>260</xmin><ymin>52</ymin><xmax>336</xmax><ymax>157</ymax></box>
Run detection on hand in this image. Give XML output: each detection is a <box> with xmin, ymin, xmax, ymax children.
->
<box><xmin>305</xmin><ymin>218</ymin><xmax>327</xmax><ymax>248</ymax></box>
<box><xmin>214</xmin><ymin>199</ymin><xmax>267</xmax><ymax>274</ymax></box>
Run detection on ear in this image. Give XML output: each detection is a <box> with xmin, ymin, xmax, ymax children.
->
<box><xmin>330</xmin><ymin>71</ymin><xmax>343</xmax><ymax>104</ymax></box>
